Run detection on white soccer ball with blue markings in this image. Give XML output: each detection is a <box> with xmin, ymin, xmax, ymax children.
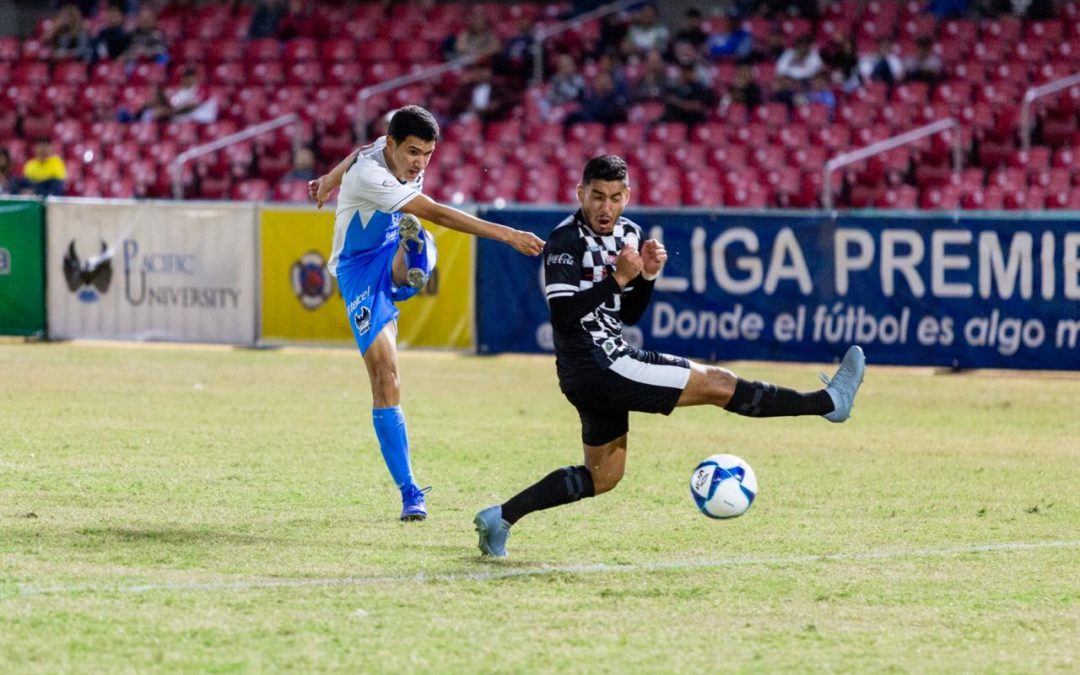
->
<box><xmin>690</xmin><ymin>454</ymin><xmax>758</xmax><ymax>519</ymax></box>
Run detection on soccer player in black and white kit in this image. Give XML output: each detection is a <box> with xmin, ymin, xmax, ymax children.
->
<box><xmin>474</xmin><ymin>155</ymin><xmax>866</xmax><ymax>557</ymax></box>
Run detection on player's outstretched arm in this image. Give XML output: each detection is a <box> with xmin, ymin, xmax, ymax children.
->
<box><xmin>308</xmin><ymin>147</ymin><xmax>367</xmax><ymax>208</ymax></box>
<box><xmin>401</xmin><ymin>194</ymin><xmax>544</xmax><ymax>256</ymax></box>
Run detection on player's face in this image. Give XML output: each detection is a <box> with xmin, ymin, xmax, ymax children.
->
<box><xmin>577</xmin><ymin>179</ymin><xmax>630</xmax><ymax>235</ymax></box>
<box><xmin>385</xmin><ymin>135</ymin><xmax>436</xmax><ymax>182</ymax></box>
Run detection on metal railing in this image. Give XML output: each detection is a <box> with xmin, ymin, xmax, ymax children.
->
<box><xmin>1020</xmin><ymin>71</ymin><xmax>1080</xmax><ymax>153</ymax></box>
<box><xmin>822</xmin><ymin>118</ymin><xmax>962</xmax><ymax>210</ymax></box>
<box><xmin>170</xmin><ymin>114</ymin><xmax>300</xmax><ymax>199</ymax></box>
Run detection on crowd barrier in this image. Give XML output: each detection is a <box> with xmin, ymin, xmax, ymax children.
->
<box><xmin>3</xmin><ymin>199</ymin><xmax>1077</xmax><ymax>369</ymax></box>
<box><xmin>476</xmin><ymin>208</ymin><xmax>1080</xmax><ymax>371</ymax></box>
<box><xmin>0</xmin><ymin>199</ymin><xmax>45</xmax><ymax>337</ymax></box>
<box><xmin>260</xmin><ymin>206</ymin><xmax>472</xmax><ymax>349</ymax></box>
<box><xmin>0</xmin><ymin>198</ymin><xmax>470</xmax><ymax>349</ymax></box>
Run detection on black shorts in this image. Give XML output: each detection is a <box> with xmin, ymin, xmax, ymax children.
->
<box><xmin>561</xmin><ymin>350</ymin><xmax>691</xmax><ymax>446</ymax></box>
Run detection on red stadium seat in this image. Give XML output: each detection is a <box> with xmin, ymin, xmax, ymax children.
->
<box><xmin>197</xmin><ymin>174</ymin><xmax>232</xmax><ymax>199</ymax></box>
<box><xmin>207</xmin><ymin>40</ymin><xmax>244</xmax><ymax>65</ymax></box>
<box><xmin>1046</xmin><ymin>189</ymin><xmax>1080</xmax><ymax>209</ymax></box>
<box><xmin>273</xmin><ymin>179</ymin><xmax>312</xmax><ymax>202</ymax></box>
<box><xmin>874</xmin><ymin>186</ymin><xmax>918</xmax><ymax>209</ymax></box>
<box><xmin>232</xmin><ymin>179</ymin><xmax>271</xmax><ymax>201</ymax></box>
<box><xmin>12</xmin><ymin>61</ymin><xmax>49</xmax><ymax>86</ymax></box>
<box><xmin>283</xmin><ymin>38</ymin><xmax>319</xmax><ymax>64</ymax></box>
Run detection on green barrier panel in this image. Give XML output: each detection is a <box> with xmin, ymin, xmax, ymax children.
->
<box><xmin>0</xmin><ymin>199</ymin><xmax>45</xmax><ymax>336</ymax></box>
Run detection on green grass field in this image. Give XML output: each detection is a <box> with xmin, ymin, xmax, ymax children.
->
<box><xmin>2</xmin><ymin>341</ymin><xmax>1078</xmax><ymax>673</ymax></box>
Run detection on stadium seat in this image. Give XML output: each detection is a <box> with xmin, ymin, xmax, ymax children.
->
<box><xmin>283</xmin><ymin>39</ymin><xmax>319</xmax><ymax>64</ymax></box>
<box><xmin>232</xmin><ymin>179</ymin><xmax>271</xmax><ymax>201</ymax></box>
<box><xmin>12</xmin><ymin>61</ymin><xmax>48</xmax><ymax>86</ymax></box>
<box><xmin>566</xmin><ymin>122</ymin><xmax>605</xmax><ymax>147</ymax></box>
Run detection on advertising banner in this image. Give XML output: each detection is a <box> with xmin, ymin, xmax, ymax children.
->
<box><xmin>476</xmin><ymin>209</ymin><xmax>1080</xmax><ymax>371</ymax></box>
<box><xmin>0</xmin><ymin>200</ymin><xmax>45</xmax><ymax>336</ymax></box>
<box><xmin>260</xmin><ymin>207</ymin><xmax>473</xmax><ymax>349</ymax></box>
<box><xmin>46</xmin><ymin>200</ymin><xmax>259</xmax><ymax>344</ymax></box>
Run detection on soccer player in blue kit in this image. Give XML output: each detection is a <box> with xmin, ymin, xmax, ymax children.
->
<box><xmin>474</xmin><ymin>155</ymin><xmax>865</xmax><ymax>556</ymax></box>
<box><xmin>309</xmin><ymin>106</ymin><xmax>543</xmax><ymax>521</ymax></box>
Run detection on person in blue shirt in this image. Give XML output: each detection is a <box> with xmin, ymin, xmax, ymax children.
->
<box><xmin>308</xmin><ymin>105</ymin><xmax>543</xmax><ymax>521</ymax></box>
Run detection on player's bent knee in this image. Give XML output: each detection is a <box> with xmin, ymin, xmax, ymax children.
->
<box><xmin>706</xmin><ymin>366</ymin><xmax>737</xmax><ymax>405</ymax></box>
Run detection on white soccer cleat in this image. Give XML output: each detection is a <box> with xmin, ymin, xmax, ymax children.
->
<box><xmin>821</xmin><ymin>345</ymin><xmax>866</xmax><ymax>423</ymax></box>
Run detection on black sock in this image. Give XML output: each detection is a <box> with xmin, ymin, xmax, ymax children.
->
<box><xmin>501</xmin><ymin>465</ymin><xmax>595</xmax><ymax>525</ymax></box>
<box><xmin>723</xmin><ymin>378</ymin><xmax>834</xmax><ymax>417</ymax></box>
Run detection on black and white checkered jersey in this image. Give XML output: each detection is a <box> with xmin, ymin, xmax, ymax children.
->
<box><xmin>544</xmin><ymin>210</ymin><xmax>656</xmax><ymax>391</ymax></box>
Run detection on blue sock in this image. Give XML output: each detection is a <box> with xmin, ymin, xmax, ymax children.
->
<box><xmin>371</xmin><ymin>406</ymin><xmax>415</xmax><ymax>492</ymax></box>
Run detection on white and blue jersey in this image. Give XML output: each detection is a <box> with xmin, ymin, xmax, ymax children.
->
<box><xmin>329</xmin><ymin>137</ymin><xmax>434</xmax><ymax>354</ymax></box>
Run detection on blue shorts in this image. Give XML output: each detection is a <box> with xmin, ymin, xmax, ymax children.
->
<box><xmin>335</xmin><ymin>235</ymin><xmax>437</xmax><ymax>355</ymax></box>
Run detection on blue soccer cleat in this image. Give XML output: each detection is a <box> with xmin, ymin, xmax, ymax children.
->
<box><xmin>397</xmin><ymin>213</ymin><xmax>434</xmax><ymax>290</ymax></box>
<box><xmin>473</xmin><ymin>505</ymin><xmax>510</xmax><ymax>558</ymax></box>
<box><xmin>821</xmin><ymin>345</ymin><xmax>866</xmax><ymax>423</ymax></box>
<box><xmin>400</xmin><ymin>485</ymin><xmax>431</xmax><ymax>522</ymax></box>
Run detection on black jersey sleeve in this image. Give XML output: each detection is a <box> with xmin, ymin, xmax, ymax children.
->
<box><xmin>619</xmin><ymin>277</ymin><xmax>655</xmax><ymax>325</ymax></box>
<box><xmin>544</xmin><ymin>226</ymin><xmax>621</xmax><ymax>331</ymax></box>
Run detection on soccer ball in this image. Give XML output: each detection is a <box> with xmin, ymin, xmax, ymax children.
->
<box><xmin>690</xmin><ymin>454</ymin><xmax>758</xmax><ymax>519</ymax></box>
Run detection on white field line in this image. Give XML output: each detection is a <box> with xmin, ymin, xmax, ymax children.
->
<box><xmin>12</xmin><ymin>539</ymin><xmax>1080</xmax><ymax>598</ymax></box>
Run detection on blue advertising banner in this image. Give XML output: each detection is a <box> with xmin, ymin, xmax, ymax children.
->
<box><xmin>476</xmin><ymin>209</ymin><xmax>1080</xmax><ymax>371</ymax></box>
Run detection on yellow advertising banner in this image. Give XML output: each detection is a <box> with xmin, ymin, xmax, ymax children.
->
<box><xmin>260</xmin><ymin>207</ymin><xmax>473</xmax><ymax>348</ymax></box>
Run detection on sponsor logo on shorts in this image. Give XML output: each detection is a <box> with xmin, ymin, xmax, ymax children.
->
<box><xmin>347</xmin><ymin>287</ymin><xmax>371</xmax><ymax>314</ymax></box>
<box><xmin>354</xmin><ymin>305</ymin><xmax>372</xmax><ymax>335</ymax></box>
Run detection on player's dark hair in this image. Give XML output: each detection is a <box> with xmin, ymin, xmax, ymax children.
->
<box><xmin>387</xmin><ymin>105</ymin><xmax>440</xmax><ymax>143</ymax></box>
<box><xmin>582</xmin><ymin>155</ymin><xmax>628</xmax><ymax>185</ymax></box>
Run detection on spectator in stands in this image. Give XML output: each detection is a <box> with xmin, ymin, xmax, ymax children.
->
<box><xmin>820</xmin><ymin>34</ymin><xmax>859</xmax><ymax>90</ymax></box>
<box><xmin>706</xmin><ymin>14</ymin><xmax>752</xmax><ymax>62</ymax></box>
<box><xmin>795</xmin><ymin>72</ymin><xmax>837</xmax><ymax>117</ymax></box>
<box><xmin>56</xmin><ymin>0</ymin><xmax>98</xmax><ymax>19</ymax></box>
<box><xmin>596</xmin><ymin>51</ymin><xmax>631</xmax><ymax>100</ymax></box>
<box><xmin>494</xmin><ymin>15</ymin><xmax>535</xmax><ymax>92</ymax></box>
<box><xmin>168</xmin><ymin>66</ymin><xmax>218</xmax><ymax>123</ymax></box>
<box><xmin>128</xmin><ymin>8</ymin><xmax>169</xmax><ymax>63</ymax></box>
<box><xmin>929</xmin><ymin>0</ymin><xmax>971</xmax><ymax>17</ymax></box>
<box><xmin>670</xmin><ymin>39</ymin><xmax>712</xmax><ymax>87</ymax></box>
<box><xmin>94</xmin><ymin>5</ymin><xmax>131</xmax><ymax>61</ymax></box>
<box><xmin>0</xmin><ymin>149</ymin><xmax>15</xmax><ymax>196</ymax></box>
<box><xmin>46</xmin><ymin>5</ymin><xmax>94</xmax><ymax>61</ymax></box>
<box><xmin>979</xmin><ymin>0</ymin><xmax>1055</xmax><ymax>18</ymax></box>
<box><xmin>136</xmin><ymin>85</ymin><xmax>173</xmax><ymax>122</ymax></box>
<box><xmin>671</xmin><ymin>8</ymin><xmax>709</xmax><ymax>53</ymax></box>
<box><xmin>630</xmin><ymin>49</ymin><xmax>669</xmax><ymax>102</ymax></box>
<box><xmin>546</xmin><ymin>53</ymin><xmax>587</xmax><ymax>107</ymax></box>
<box><xmin>775</xmin><ymin>35</ymin><xmax>823</xmax><ymax>84</ymax></box>
<box><xmin>20</xmin><ymin>139</ymin><xmax>67</xmax><ymax>197</ymax></box>
<box><xmin>283</xmin><ymin>147</ymin><xmax>317</xmax><ymax>182</ymax></box>
<box><xmin>904</xmin><ymin>36</ymin><xmax>944</xmax><ymax>85</ymax></box>
<box><xmin>276</xmin><ymin>0</ymin><xmax>330</xmax><ymax>41</ymax></box>
<box><xmin>443</xmin><ymin>7</ymin><xmax>501</xmax><ymax>61</ymax></box>
<box><xmin>622</xmin><ymin>4</ymin><xmax>669</xmax><ymax>57</ymax></box>
<box><xmin>773</xmin><ymin>35</ymin><xmax>822</xmax><ymax>106</ymax></box>
<box><xmin>448</xmin><ymin>60</ymin><xmax>509</xmax><ymax>124</ymax></box>
<box><xmin>564</xmin><ymin>71</ymin><xmax>628</xmax><ymax>126</ymax></box>
<box><xmin>661</xmin><ymin>62</ymin><xmax>714</xmax><ymax>127</ymax></box>
<box><xmin>761</xmin><ymin>0</ymin><xmax>820</xmax><ymax>19</ymax></box>
<box><xmin>858</xmin><ymin>37</ymin><xmax>904</xmax><ymax>88</ymax></box>
<box><xmin>721</xmin><ymin>62</ymin><xmax>763</xmax><ymax>110</ymax></box>
<box><xmin>247</xmin><ymin>0</ymin><xmax>287</xmax><ymax>40</ymax></box>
